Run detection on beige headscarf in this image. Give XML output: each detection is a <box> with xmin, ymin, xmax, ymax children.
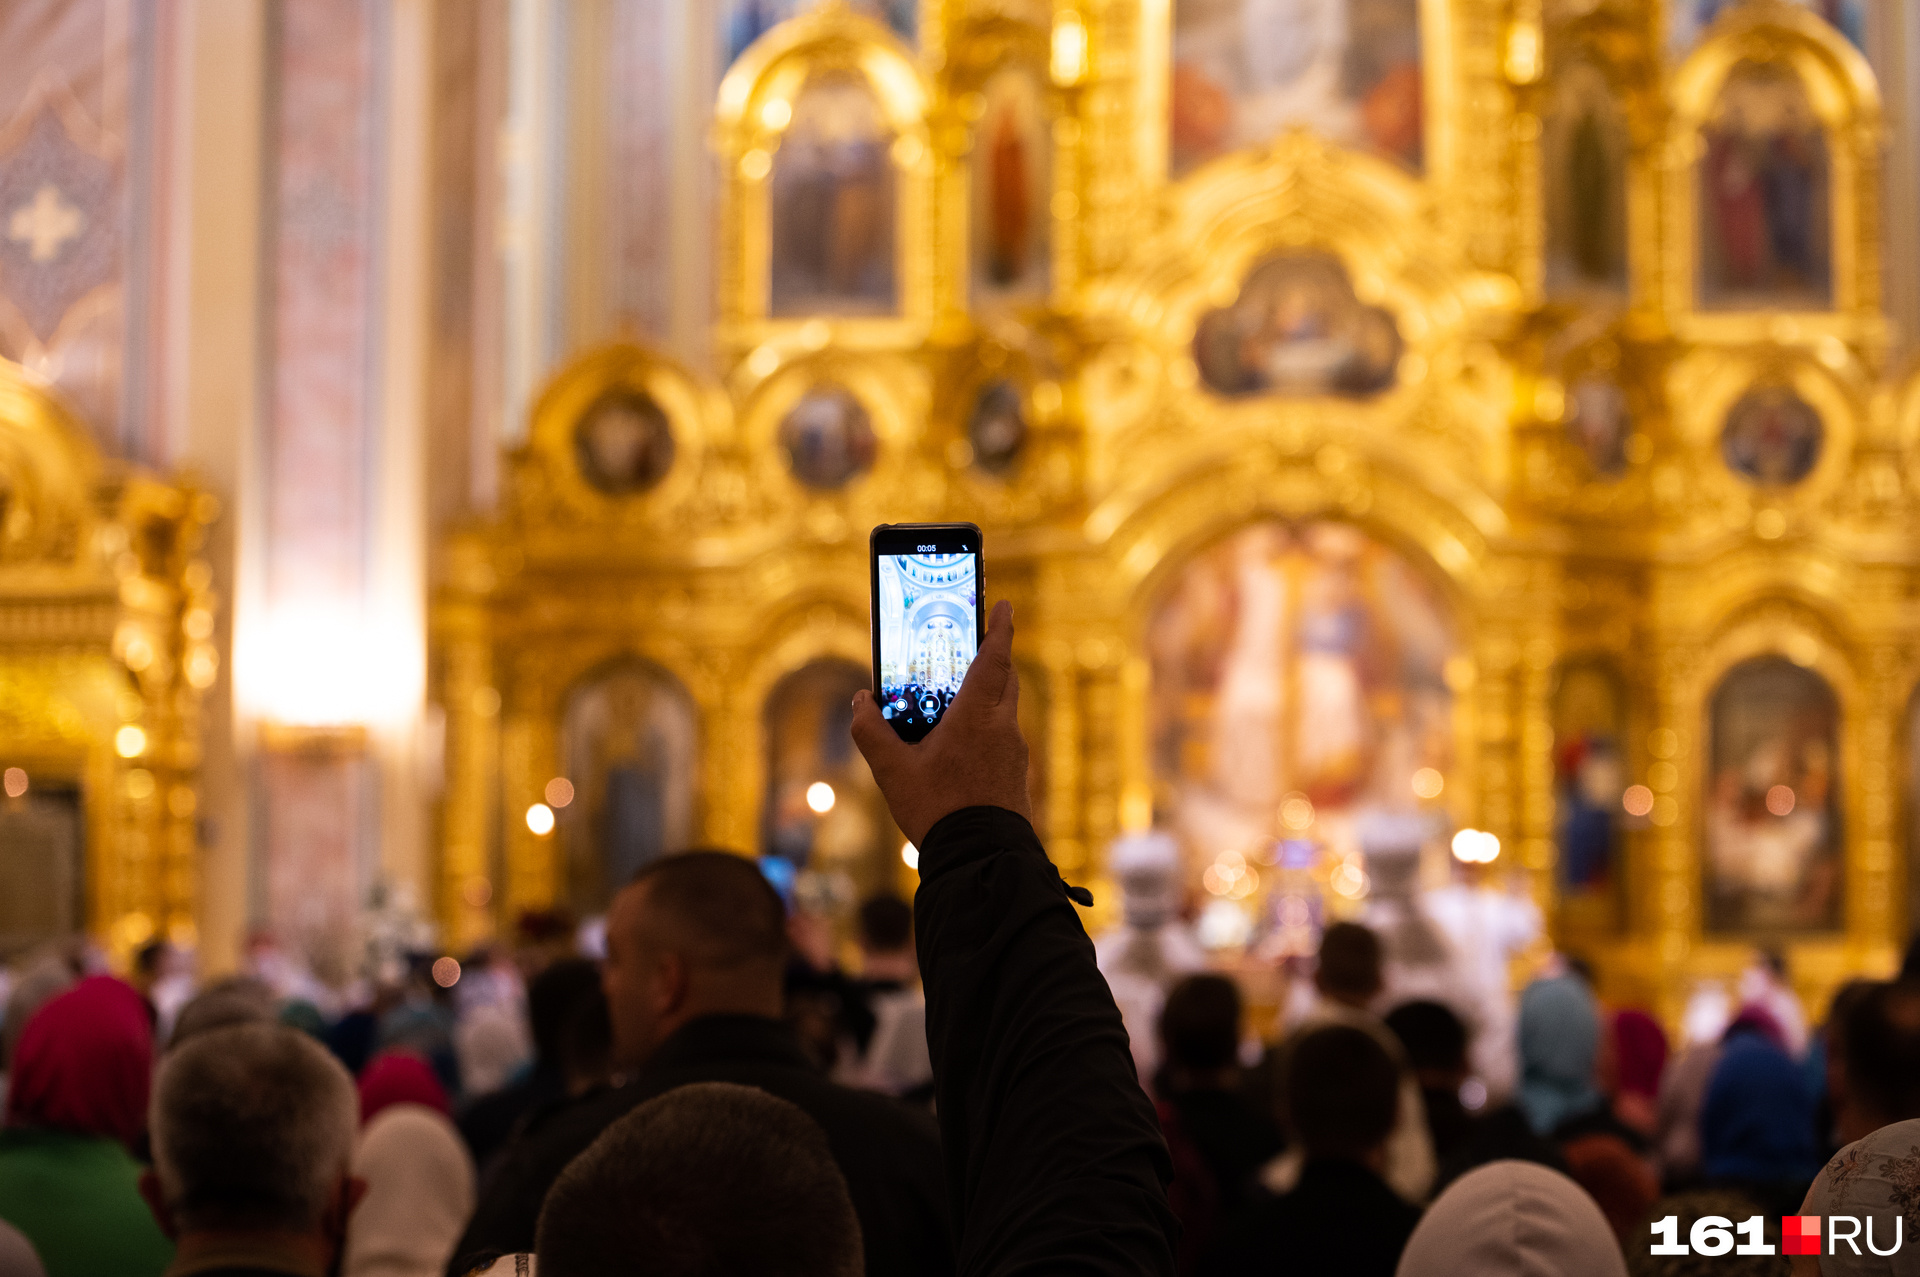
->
<box><xmin>1396</xmin><ymin>1160</ymin><xmax>1630</xmax><ymax>1277</ymax></box>
<box><xmin>1798</xmin><ymin>1118</ymin><xmax>1920</xmax><ymax>1276</ymax></box>
<box><xmin>344</xmin><ymin>1102</ymin><xmax>477</xmax><ymax>1277</ymax></box>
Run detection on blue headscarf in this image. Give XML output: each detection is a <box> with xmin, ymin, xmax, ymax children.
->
<box><xmin>1517</xmin><ymin>974</ymin><xmax>1603</xmax><ymax>1136</ymax></box>
<box><xmin>1701</xmin><ymin>1028</ymin><xmax>1821</xmax><ymax>1185</ymax></box>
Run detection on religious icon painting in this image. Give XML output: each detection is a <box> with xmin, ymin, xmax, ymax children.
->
<box><xmin>1193</xmin><ymin>252</ymin><xmax>1403</xmax><ymax>399</ymax></box>
<box><xmin>1552</xmin><ymin>662</ymin><xmax>1627</xmax><ymax>898</ymax></box>
<box><xmin>769</xmin><ymin>72</ymin><xmax>898</xmax><ymax>317</ymax></box>
<box><xmin>561</xmin><ymin>662</ymin><xmax>700</xmax><ymax>916</ymax></box>
<box><xmin>1169</xmin><ymin>0</ymin><xmax>1423</xmax><ymax>179</ymax></box>
<box><xmin>969</xmin><ymin>68</ymin><xmax>1050</xmax><ymax>310</ymax></box>
<box><xmin>1720</xmin><ymin>384</ymin><xmax>1823</xmax><ymax>486</ymax></box>
<box><xmin>779</xmin><ymin>386</ymin><xmax>878</xmax><ymax>489</ymax></box>
<box><xmin>1566</xmin><ymin>375</ymin><xmax>1632</xmax><ymax>476</ymax></box>
<box><xmin>1705</xmin><ymin>656</ymin><xmax>1842</xmax><ymax>934</ymax></box>
<box><xmin>573</xmin><ymin>389</ymin><xmax>676</xmax><ymax>495</ymax></box>
<box><xmin>1697</xmin><ymin>61</ymin><xmax>1831</xmax><ymax>310</ymax></box>
<box><xmin>967</xmin><ymin>379</ymin><xmax>1028</xmax><ymax>475</ymax></box>
<box><xmin>720</xmin><ymin>0</ymin><xmax>917</xmax><ymax>74</ymax></box>
<box><xmin>1667</xmin><ymin>0</ymin><xmax>1866</xmax><ymax>61</ymax></box>
<box><xmin>1145</xmin><ymin>520</ymin><xmax>1457</xmax><ymax>870</ymax></box>
<box><xmin>1543</xmin><ymin>62</ymin><xmax>1629</xmax><ymax>297</ymax></box>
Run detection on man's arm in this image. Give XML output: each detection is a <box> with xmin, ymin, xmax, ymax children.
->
<box><xmin>853</xmin><ymin>602</ymin><xmax>1178</xmax><ymax>1276</ymax></box>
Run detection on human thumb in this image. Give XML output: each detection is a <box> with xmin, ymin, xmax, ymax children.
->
<box><xmin>849</xmin><ymin>689</ymin><xmax>909</xmax><ymax>777</ymax></box>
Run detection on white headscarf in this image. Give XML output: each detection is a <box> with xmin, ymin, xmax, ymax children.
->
<box><xmin>345</xmin><ymin>1102</ymin><xmax>477</xmax><ymax>1277</ymax></box>
<box><xmin>1396</xmin><ymin>1160</ymin><xmax>1628</xmax><ymax>1277</ymax></box>
<box><xmin>1800</xmin><ymin>1118</ymin><xmax>1920</xmax><ymax>1276</ymax></box>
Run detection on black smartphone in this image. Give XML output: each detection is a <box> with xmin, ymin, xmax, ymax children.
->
<box><xmin>870</xmin><ymin>523</ymin><xmax>985</xmax><ymax>742</ymax></box>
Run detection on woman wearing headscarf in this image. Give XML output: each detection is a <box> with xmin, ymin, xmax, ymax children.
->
<box><xmin>1609</xmin><ymin>1010</ymin><xmax>1669</xmax><ymax>1139</ymax></box>
<box><xmin>1797</xmin><ymin>1117</ymin><xmax>1920</xmax><ymax>1277</ymax></box>
<box><xmin>344</xmin><ymin>1103</ymin><xmax>476</xmax><ymax>1277</ymax></box>
<box><xmin>1518</xmin><ymin>974</ymin><xmax>1607</xmax><ymax>1137</ymax></box>
<box><xmin>0</xmin><ymin>976</ymin><xmax>172</xmax><ymax>1277</ymax></box>
<box><xmin>1395</xmin><ymin>1159</ymin><xmax>1629</xmax><ymax>1277</ymax></box>
<box><xmin>357</xmin><ymin>1050</ymin><xmax>452</xmax><ymax>1125</ymax></box>
<box><xmin>1700</xmin><ymin>1013</ymin><xmax>1821</xmax><ymax>1217</ymax></box>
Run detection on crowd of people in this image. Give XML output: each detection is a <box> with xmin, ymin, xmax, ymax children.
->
<box><xmin>1</xmin><ymin>601</ymin><xmax>1919</xmax><ymax>1277</ymax></box>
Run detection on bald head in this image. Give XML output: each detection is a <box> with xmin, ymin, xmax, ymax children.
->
<box><xmin>604</xmin><ymin>851</ymin><xmax>790</xmax><ymax>1067</ymax></box>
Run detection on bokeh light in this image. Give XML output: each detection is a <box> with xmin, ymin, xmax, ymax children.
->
<box><xmin>545</xmin><ymin>777</ymin><xmax>575</xmax><ymax>808</ymax></box>
<box><xmin>901</xmin><ymin>842</ymin><xmax>919</xmax><ymax>870</ymax></box>
<box><xmin>431</xmin><ymin>956</ymin><xmax>462</xmax><ymax>988</ymax></box>
<box><xmin>1279</xmin><ymin>793</ymin><xmax>1315</xmax><ymax>831</ymax></box>
<box><xmin>1766</xmin><ymin>785</ymin><xmax>1796</xmax><ymax>816</ymax></box>
<box><xmin>1411</xmin><ymin>767</ymin><xmax>1445</xmax><ymax>799</ymax></box>
<box><xmin>1622</xmin><ymin>784</ymin><xmax>1654</xmax><ymax>817</ymax></box>
<box><xmin>806</xmin><ymin>781</ymin><xmax>836</xmax><ymax>814</ymax></box>
<box><xmin>525</xmin><ymin>802</ymin><xmax>555</xmax><ymax>835</ymax></box>
<box><xmin>2</xmin><ymin>768</ymin><xmax>25</xmax><ymax>798</ymax></box>
<box><xmin>1451</xmin><ymin>828</ymin><xmax>1500</xmax><ymax>864</ymax></box>
<box><xmin>115</xmin><ymin>725</ymin><xmax>147</xmax><ymax>758</ymax></box>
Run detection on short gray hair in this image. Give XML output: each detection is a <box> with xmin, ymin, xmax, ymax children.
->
<box><xmin>536</xmin><ymin>1082</ymin><xmax>863</xmax><ymax>1277</ymax></box>
<box><xmin>150</xmin><ymin>1023</ymin><xmax>357</xmax><ymax>1231</ymax></box>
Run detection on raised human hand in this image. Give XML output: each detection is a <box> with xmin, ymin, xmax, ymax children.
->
<box><xmin>850</xmin><ymin>599</ymin><xmax>1033</xmax><ymax>847</ymax></box>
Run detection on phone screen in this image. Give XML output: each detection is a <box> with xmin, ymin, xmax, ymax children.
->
<box><xmin>871</xmin><ymin>525</ymin><xmax>982</xmax><ymax>741</ymax></box>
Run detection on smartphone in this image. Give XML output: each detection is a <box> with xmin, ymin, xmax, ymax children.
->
<box><xmin>870</xmin><ymin>523</ymin><xmax>985</xmax><ymax>742</ymax></box>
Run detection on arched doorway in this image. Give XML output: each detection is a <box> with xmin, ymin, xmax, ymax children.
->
<box><xmin>1144</xmin><ymin>519</ymin><xmax>1460</xmax><ymax>930</ymax></box>
<box><xmin>558</xmin><ymin>661</ymin><xmax>701</xmax><ymax>917</ymax></box>
<box><xmin>761</xmin><ymin>659</ymin><xmax>900</xmax><ymax>913</ymax></box>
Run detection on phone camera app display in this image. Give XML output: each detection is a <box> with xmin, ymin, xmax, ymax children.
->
<box><xmin>876</xmin><ymin>552</ymin><xmax>978</xmax><ymax>734</ymax></box>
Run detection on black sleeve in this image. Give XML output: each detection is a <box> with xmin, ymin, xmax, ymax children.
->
<box><xmin>916</xmin><ymin>806</ymin><xmax>1179</xmax><ymax>1277</ymax></box>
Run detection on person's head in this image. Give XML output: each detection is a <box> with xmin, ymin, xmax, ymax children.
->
<box><xmin>357</xmin><ymin>1050</ymin><xmax>450</xmax><ymax>1125</ymax></box>
<box><xmin>1399</xmin><ymin>1161</ymin><xmax>1628</xmax><ymax>1277</ymax></box>
<box><xmin>4</xmin><ymin>975</ymin><xmax>153</xmax><ymax>1148</ymax></box>
<box><xmin>856</xmin><ymin>894</ymin><xmax>912</xmax><ymax>955</ymax></box>
<box><xmin>1314</xmin><ymin>922</ymin><xmax>1383</xmax><ymax>1007</ymax></box>
<box><xmin>1286</xmin><ymin>1024</ymin><xmax>1399</xmax><ymax>1167</ymax></box>
<box><xmin>1158</xmin><ymin>974</ymin><xmax>1241</xmax><ymax>1087</ymax></box>
<box><xmin>1385</xmin><ymin>999</ymin><xmax>1470</xmax><ymax>1090</ymax></box>
<box><xmin>603</xmin><ymin>851</ymin><xmax>788</xmax><ymax>1068</ymax></box>
<box><xmin>855</xmin><ymin>894</ymin><xmax>916</xmax><ymax>982</ymax></box>
<box><xmin>169</xmin><ymin>975</ymin><xmax>278</xmax><ymax>1049</ymax></box>
<box><xmin>529</xmin><ymin>957</ymin><xmax>606</xmax><ymax>1069</ymax></box>
<box><xmin>142</xmin><ymin>1023</ymin><xmax>362</xmax><ymax>1254</ymax></box>
<box><xmin>133</xmin><ymin>939</ymin><xmax>173</xmax><ymax>992</ymax></box>
<box><xmin>1517</xmin><ymin>973</ymin><xmax>1602</xmax><ymax>1136</ymax></box>
<box><xmin>535</xmin><ymin>1082</ymin><xmax>862</xmax><ymax>1277</ymax></box>
<box><xmin>1837</xmin><ymin>978</ymin><xmax>1920</xmax><ymax>1142</ymax></box>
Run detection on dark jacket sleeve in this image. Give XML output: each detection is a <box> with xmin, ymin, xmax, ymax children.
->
<box><xmin>916</xmin><ymin>806</ymin><xmax>1178</xmax><ymax>1276</ymax></box>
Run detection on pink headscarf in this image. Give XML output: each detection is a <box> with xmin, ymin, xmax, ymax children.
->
<box><xmin>357</xmin><ymin>1051</ymin><xmax>450</xmax><ymax>1126</ymax></box>
<box><xmin>3</xmin><ymin>975</ymin><xmax>153</xmax><ymax>1148</ymax></box>
<box><xmin>1611</xmin><ymin>1010</ymin><xmax>1668</xmax><ymax>1100</ymax></box>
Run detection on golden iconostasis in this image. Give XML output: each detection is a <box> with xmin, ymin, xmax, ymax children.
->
<box><xmin>8</xmin><ymin>0</ymin><xmax>1911</xmax><ymax>1017</ymax></box>
<box><xmin>417</xmin><ymin>0</ymin><xmax>1920</xmax><ymax>1021</ymax></box>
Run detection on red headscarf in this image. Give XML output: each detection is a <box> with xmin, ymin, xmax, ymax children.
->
<box><xmin>1611</xmin><ymin>1009</ymin><xmax>1669</xmax><ymax>1100</ymax></box>
<box><xmin>357</xmin><ymin>1050</ymin><xmax>450</xmax><ymax>1125</ymax></box>
<box><xmin>4</xmin><ymin>975</ymin><xmax>153</xmax><ymax>1148</ymax></box>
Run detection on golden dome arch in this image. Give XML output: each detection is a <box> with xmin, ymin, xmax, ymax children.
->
<box><xmin>0</xmin><ymin>356</ymin><xmax>103</xmax><ymax>567</ymax></box>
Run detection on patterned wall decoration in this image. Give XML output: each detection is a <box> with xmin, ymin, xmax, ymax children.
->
<box><xmin>0</xmin><ymin>1</ymin><xmax>169</xmax><ymax>459</ymax></box>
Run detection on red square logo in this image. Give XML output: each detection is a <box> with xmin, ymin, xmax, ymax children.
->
<box><xmin>1782</xmin><ymin>1216</ymin><xmax>1821</xmax><ymax>1256</ymax></box>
